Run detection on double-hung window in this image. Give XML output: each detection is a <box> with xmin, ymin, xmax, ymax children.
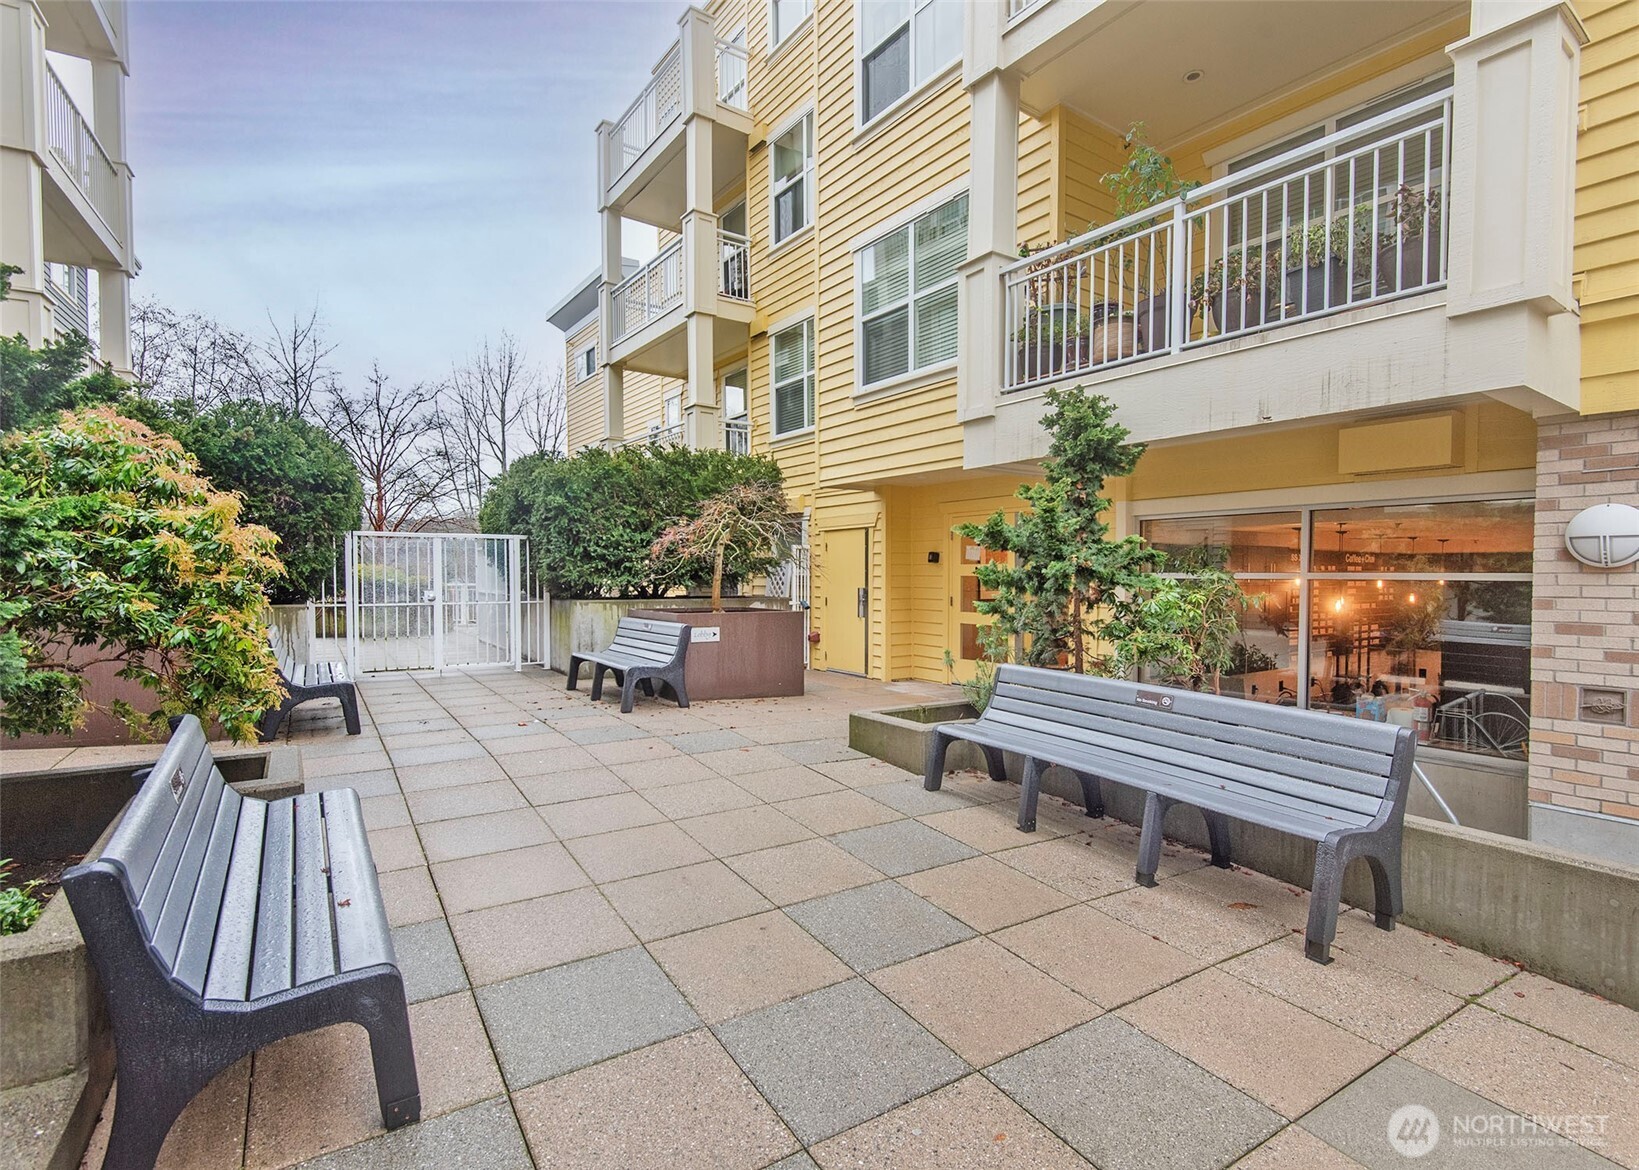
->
<box><xmin>860</xmin><ymin>0</ymin><xmax>962</xmax><ymax>125</ymax></box>
<box><xmin>576</xmin><ymin>343</ymin><xmax>597</xmax><ymax>382</ymax></box>
<box><xmin>858</xmin><ymin>192</ymin><xmax>967</xmax><ymax>389</ymax></box>
<box><xmin>771</xmin><ymin>113</ymin><xmax>814</xmax><ymax>245</ymax></box>
<box><xmin>771</xmin><ymin>318</ymin><xmax>815</xmax><ymax>437</ymax></box>
<box><xmin>771</xmin><ymin>0</ymin><xmax>813</xmax><ymax>49</ymax></box>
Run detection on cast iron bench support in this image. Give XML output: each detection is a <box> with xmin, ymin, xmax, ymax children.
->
<box><xmin>925</xmin><ymin>665</ymin><xmax>1415</xmax><ymax>964</ymax></box>
<box><xmin>62</xmin><ymin>717</ymin><xmax>419</xmax><ymax>1170</ymax></box>
<box><xmin>567</xmin><ymin>617</ymin><xmax>691</xmax><ymax>713</ymax></box>
<box><xmin>259</xmin><ymin>627</ymin><xmax>360</xmax><ymax>741</ymax></box>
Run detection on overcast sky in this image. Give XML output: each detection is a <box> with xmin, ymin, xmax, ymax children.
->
<box><xmin>127</xmin><ymin>0</ymin><xmax>680</xmax><ymax>390</ymax></box>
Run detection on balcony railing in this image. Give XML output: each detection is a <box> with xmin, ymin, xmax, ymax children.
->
<box><xmin>611</xmin><ymin>238</ymin><xmax>685</xmax><ymax>343</ymax></box>
<box><xmin>719</xmin><ymin>229</ymin><xmax>751</xmax><ymax>300</ymax></box>
<box><xmin>606</xmin><ymin>41</ymin><xmax>683</xmax><ymax>181</ymax></box>
<box><xmin>1002</xmin><ymin>91</ymin><xmax>1451</xmax><ymax>392</ymax></box>
<box><xmin>716</xmin><ymin>39</ymin><xmax>748</xmax><ymax>110</ymax></box>
<box><xmin>724</xmin><ymin>418</ymin><xmax>750</xmax><ymax>455</ymax></box>
<box><xmin>43</xmin><ymin>60</ymin><xmax>120</xmax><ymax>238</ymax></box>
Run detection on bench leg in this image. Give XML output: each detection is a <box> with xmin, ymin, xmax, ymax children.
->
<box><xmin>360</xmin><ymin>979</ymin><xmax>423</xmax><ymax>1131</ymax></box>
<box><xmin>1135</xmin><ymin>792</ymin><xmax>1175</xmax><ymax>888</ymax></box>
<box><xmin>1074</xmin><ymin>771</ymin><xmax>1105</xmax><ymax>819</ymax></box>
<box><xmin>638</xmin><ymin>678</ymin><xmax>656</xmax><ymax>698</ymax></box>
<box><xmin>1017</xmin><ymin>758</ymin><xmax>1045</xmax><ymax>833</ymax></box>
<box><xmin>590</xmin><ymin>664</ymin><xmax>607</xmax><ymax>702</ymax></box>
<box><xmin>256</xmin><ymin>702</ymin><xmax>289</xmax><ymax>744</ymax></box>
<box><xmin>923</xmin><ymin>731</ymin><xmax>953</xmax><ymax>792</ymax></box>
<box><xmin>1202</xmin><ymin>810</ymin><xmax>1233</xmax><ymax>869</ymax></box>
<box><xmin>669</xmin><ymin>670</ymin><xmax>689</xmax><ymax>709</ymax></box>
<box><xmin>1362</xmin><ymin>840</ymin><xmax>1402</xmax><ymax>930</ymax></box>
<box><xmin>339</xmin><ymin>686</ymin><xmax>362</xmax><ymax>736</ymax></box>
<box><xmin>979</xmin><ymin>744</ymin><xmax>1008</xmax><ymax>783</ymax></box>
<box><xmin>1304</xmin><ymin>839</ymin><xmax>1345</xmax><ymax>964</ymax></box>
<box><xmin>102</xmin><ymin>1049</ymin><xmax>215</xmax><ymax>1170</ymax></box>
<box><xmin>567</xmin><ymin>658</ymin><xmax>583</xmax><ymax>691</ymax></box>
<box><xmin>619</xmin><ymin>671</ymin><xmax>640</xmax><ymax>714</ymax></box>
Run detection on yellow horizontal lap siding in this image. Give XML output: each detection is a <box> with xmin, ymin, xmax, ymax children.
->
<box><xmin>1576</xmin><ymin>0</ymin><xmax>1639</xmax><ymax>415</ymax></box>
<box><xmin>621</xmin><ymin>370</ymin><xmax>686</xmax><ymax>444</ymax></box>
<box><xmin>563</xmin><ymin>318</ymin><xmax>602</xmax><ymax>453</ymax></box>
<box><xmin>1018</xmin><ymin>111</ymin><xmax>1056</xmax><ymax>247</ymax></box>
<box><xmin>1057</xmin><ymin>110</ymin><xmax>1124</xmax><ymax>240</ymax></box>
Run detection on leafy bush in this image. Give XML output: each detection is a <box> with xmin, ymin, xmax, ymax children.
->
<box><xmin>0</xmin><ymin>331</ymin><xmax>126</xmax><ymax>432</ymax></box>
<box><xmin>650</xmin><ymin>481</ymin><xmax>797</xmax><ymax>610</ymax></box>
<box><xmin>0</xmin><ymin>860</ymin><xmax>43</xmax><ymax>935</ymax></box>
<box><xmin>0</xmin><ymin>409</ymin><xmax>285</xmax><ymax>741</ymax></box>
<box><xmin>479</xmin><ymin>445</ymin><xmax>785</xmax><ymax>597</ymax></box>
<box><xmin>128</xmin><ymin>399</ymin><xmax>362</xmax><ymax>603</ymax></box>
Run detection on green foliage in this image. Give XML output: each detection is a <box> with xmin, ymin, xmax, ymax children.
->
<box><xmin>944</xmin><ymin>648</ymin><xmax>1000</xmax><ymax>713</ymax></box>
<box><xmin>0</xmin><ymin>331</ymin><xmax>127</xmax><ymax>432</ymax></box>
<box><xmin>0</xmin><ymin>861</ymin><xmax>44</xmax><ymax>935</ymax></box>
<box><xmin>650</xmin><ymin>481</ymin><xmax>797</xmax><ymax>610</ymax></box>
<box><xmin>1107</xmin><ymin>567</ymin><xmax>1249</xmax><ymax>689</ymax></box>
<box><xmin>0</xmin><ymin>409</ymin><xmax>285</xmax><ymax>742</ymax></box>
<box><xmin>0</xmin><ymin>263</ymin><xmax>20</xmax><ymax>301</ymax></box>
<box><xmin>1101</xmin><ymin>123</ymin><xmax>1200</xmax><ymax>224</ymax></box>
<box><xmin>128</xmin><ymin>399</ymin><xmax>362</xmax><ymax>602</ymax></box>
<box><xmin>956</xmin><ymin>388</ymin><xmax>1157</xmax><ymax>671</ymax></box>
<box><xmin>479</xmin><ymin>444</ymin><xmax>785</xmax><ymax>598</ymax></box>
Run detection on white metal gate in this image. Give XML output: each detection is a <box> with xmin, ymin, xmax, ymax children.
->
<box><xmin>311</xmin><ymin>532</ymin><xmax>549</xmax><ymax>675</ymax></box>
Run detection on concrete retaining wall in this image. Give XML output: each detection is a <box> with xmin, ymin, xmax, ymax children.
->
<box><xmin>850</xmin><ymin>705</ymin><xmax>1639</xmax><ymax>1009</ymax></box>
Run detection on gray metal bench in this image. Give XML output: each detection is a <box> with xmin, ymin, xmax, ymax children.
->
<box><xmin>259</xmin><ymin>626</ymin><xmax>360</xmax><ymax>741</ymax></box>
<box><xmin>567</xmin><ymin>616</ymin><xmax>691</xmax><ymax>713</ymax></box>
<box><xmin>62</xmin><ymin>717</ymin><xmax>419</xmax><ymax>1170</ymax></box>
<box><xmin>924</xmin><ymin>665</ymin><xmax>1415</xmax><ymax>964</ymax></box>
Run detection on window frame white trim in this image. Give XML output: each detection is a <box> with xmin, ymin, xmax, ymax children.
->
<box><xmin>853</xmin><ymin>189</ymin><xmax>969</xmax><ymax>394</ymax></box>
<box><xmin>721</xmin><ymin>362</ymin><xmax>750</xmax><ymax>421</ymax></box>
<box><xmin>768</xmin><ymin>106</ymin><xmax>816</xmax><ymax>249</ymax></box>
<box><xmin>854</xmin><ymin>0</ymin><xmax>963</xmax><ymax>132</ymax></box>
<box><xmin>768</xmin><ymin>0</ymin><xmax>814</xmax><ymax>54</ymax></box>
<box><xmin>768</xmin><ymin>313</ymin><xmax>817</xmax><ymax>439</ymax></box>
<box><xmin>574</xmin><ymin>342</ymin><xmax>598</xmax><ymax>383</ymax></box>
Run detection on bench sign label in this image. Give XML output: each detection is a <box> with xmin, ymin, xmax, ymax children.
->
<box><xmin>170</xmin><ymin>767</ymin><xmax>188</xmax><ymax>803</ymax></box>
<box><xmin>1134</xmin><ymin>690</ymin><xmax>1175</xmax><ymax>711</ymax></box>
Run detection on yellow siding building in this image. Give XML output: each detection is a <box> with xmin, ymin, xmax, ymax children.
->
<box><xmin>552</xmin><ymin>0</ymin><xmax>1639</xmax><ymax>863</ymax></box>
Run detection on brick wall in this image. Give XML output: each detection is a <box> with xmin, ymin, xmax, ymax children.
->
<box><xmin>1529</xmin><ymin>412</ymin><xmax>1639</xmax><ymax>823</ymax></box>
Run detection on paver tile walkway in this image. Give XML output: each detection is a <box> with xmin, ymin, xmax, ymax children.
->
<box><xmin>77</xmin><ymin>668</ymin><xmax>1639</xmax><ymax>1170</ymax></box>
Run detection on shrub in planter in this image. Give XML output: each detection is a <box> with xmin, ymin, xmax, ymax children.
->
<box><xmin>1190</xmin><ymin>247</ymin><xmax>1277</xmax><ymax>334</ymax></box>
<box><xmin>1014</xmin><ymin>305</ymin><xmax>1090</xmax><ymax>381</ymax></box>
<box><xmin>0</xmin><ymin>409</ymin><xmax>284</xmax><ymax>742</ymax></box>
<box><xmin>1377</xmin><ymin>184</ymin><xmax>1443</xmax><ymax>293</ymax></box>
<box><xmin>1276</xmin><ymin>205</ymin><xmax>1377</xmax><ymax>316</ymax></box>
<box><xmin>650</xmin><ymin>481</ymin><xmax>798</xmax><ymax>611</ymax></box>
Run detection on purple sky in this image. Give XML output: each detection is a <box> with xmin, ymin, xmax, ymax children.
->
<box><xmin>128</xmin><ymin>0</ymin><xmax>680</xmax><ymax>388</ymax></box>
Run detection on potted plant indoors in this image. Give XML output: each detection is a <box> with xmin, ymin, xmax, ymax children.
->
<box><xmin>1378</xmin><ymin>183</ymin><xmax>1442</xmax><ymax>293</ymax></box>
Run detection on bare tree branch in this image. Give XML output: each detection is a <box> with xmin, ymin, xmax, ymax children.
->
<box><xmin>324</xmin><ymin>363</ymin><xmax>445</xmax><ymax>531</ymax></box>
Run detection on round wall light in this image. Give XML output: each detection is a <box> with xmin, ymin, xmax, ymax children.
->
<box><xmin>1564</xmin><ymin>502</ymin><xmax>1639</xmax><ymax>569</ymax></box>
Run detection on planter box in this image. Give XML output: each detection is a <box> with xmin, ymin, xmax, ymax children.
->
<box><xmin>849</xmin><ymin>702</ymin><xmax>1635</xmax><ymax>1009</ymax></box>
<box><xmin>631</xmin><ymin>607</ymin><xmax>804</xmax><ymax>700</ymax></box>
<box><xmin>548</xmin><ymin>597</ymin><xmax>779</xmax><ymax>675</ymax></box>
<box><xmin>0</xmin><ymin>746</ymin><xmax>301</xmax><ymax>1170</ymax></box>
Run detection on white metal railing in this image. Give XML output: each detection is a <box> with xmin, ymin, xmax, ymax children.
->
<box><xmin>716</xmin><ymin>38</ymin><xmax>748</xmax><ymax>110</ymax></box>
<box><xmin>649</xmin><ymin>422</ymin><xmax>684</xmax><ymax>445</ymax></box>
<box><xmin>719</xmin><ymin>229</ymin><xmax>751</xmax><ymax>300</ymax></box>
<box><xmin>43</xmin><ymin>60</ymin><xmax>120</xmax><ymax>239</ymax></box>
<box><xmin>611</xmin><ymin>238</ymin><xmax>685</xmax><ymax>342</ymax></box>
<box><xmin>605</xmin><ymin>41</ymin><xmax>684</xmax><ymax>183</ymax></box>
<box><xmin>1003</xmin><ymin>91</ymin><xmax>1452</xmax><ymax>391</ymax></box>
<box><xmin>724</xmin><ymin>418</ymin><xmax>750</xmax><ymax>454</ymax></box>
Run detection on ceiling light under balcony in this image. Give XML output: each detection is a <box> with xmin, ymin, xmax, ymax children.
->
<box><xmin>1182</xmin><ymin>69</ymin><xmax>1205</xmax><ymax>83</ymax></box>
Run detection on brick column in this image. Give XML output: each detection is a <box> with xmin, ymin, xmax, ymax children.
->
<box><xmin>1529</xmin><ymin>412</ymin><xmax>1639</xmax><ymax>861</ymax></box>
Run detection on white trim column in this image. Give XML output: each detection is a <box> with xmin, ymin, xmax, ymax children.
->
<box><xmin>0</xmin><ymin>0</ymin><xmax>49</xmax><ymax>345</ymax></box>
<box><xmin>957</xmin><ymin>62</ymin><xmax>1020</xmax><ymax>423</ymax></box>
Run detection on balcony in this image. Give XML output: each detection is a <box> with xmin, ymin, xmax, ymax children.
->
<box><xmin>1002</xmin><ymin>92</ymin><xmax>1451</xmax><ymax>392</ymax></box>
<box><xmin>612</xmin><ymin>239</ymin><xmax>685</xmax><ymax>345</ymax></box>
<box><xmin>41</xmin><ymin>59</ymin><xmax>124</xmax><ymax>262</ymax></box>
<box><xmin>606</xmin><ymin>227</ymin><xmax>755</xmax><ymax>377</ymax></box>
<box><xmin>598</xmin><ymin>12</ymin><xmax>753</xmax><ymax>228</ymax></box>
<box><xmin>724</xmin><ymin>418</ymin><xmax>750</xmax><ymax>455</ymax></box>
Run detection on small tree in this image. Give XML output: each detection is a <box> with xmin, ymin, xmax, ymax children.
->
<box><xmin>0</xmin><ymin>409</ymin><xmax>284</xmax><ymax>741</ymax></box>
<box><xmin>1108</xmin><ymin>567</ymin><xmax>1248</xmax><ymax>691</ymax></box>
<box><xmin>650</xmin><ymin>482</ymin><xmax>797</xmax><ymax>611</ymax></box>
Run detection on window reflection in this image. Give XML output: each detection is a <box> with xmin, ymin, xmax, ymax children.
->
<box><xmin>1142</xmin><ymin>511</ymin><xmax>1301</xmax><ymax>574</ymax></box>
<box><xmin>1311</xmin><ymin>500</ymin><xmax>1534</xmax><ymax>574</ymax></box>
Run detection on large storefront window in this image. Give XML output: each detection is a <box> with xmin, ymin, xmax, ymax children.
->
<box><xmin>1142</xmin><ymin>499</ymin><xmax>1533</xmax><ymax>759</ymax></box>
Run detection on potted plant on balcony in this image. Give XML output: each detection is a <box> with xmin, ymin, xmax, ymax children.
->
<box><xmin>1190</xmin><ymin>246</ymin><xmax>1277</xmax><ymax>335</ymax></box>
<box><xmin>1277</xmin><ymin>203</ymin><xmax>1378</xmax><ymax>317</ymax></box>
<box><xmin>1377</xmin><ymin>184</ymin><xmax>1442</xmax><ymax>294</ymax></box>
<box><xmin>1099</xmin><ymin>123</ymin><xmax>1199</xmax><ymax>354</ymax></box>
<box><xmin>1014</xmin><ymin>284</ymin><xmax>1090</xmax><ymax>383</ymax></box>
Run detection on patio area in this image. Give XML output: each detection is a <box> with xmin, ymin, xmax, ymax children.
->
<box><xmin>84</xmin><ymin>668</ymin><xmax>1638</xmax><ymax>1170</ymax></box>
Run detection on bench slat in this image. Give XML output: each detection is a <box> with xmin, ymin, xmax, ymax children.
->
<box><xmin>322</xmin><ymin>790</ymin><xmax>395</xmax><ymax>973</ymax></box>
<box><xmin>250</xmin><ymin>799</ymin><xmax>296</xmax><ymax>999</ymax></box>
<box><xmin>135</xmin><ymin>750</ymin><xmax>223</xmax><ymax>937</ymax></box>
<box><xmin>293</xmin><ymin>795</ymin><xmax>337</xmax><ymax>985</ymax></box>
<box><xmin>171</xmin><ymin>788</ymin><xmax>245</xmax><ymax>995</ymax></box>
<box><xmin>992</xmin><ymin>681</ymin><xmax>1395</xmax><ymax>779</ymax></box>
<box><xmin>985</xmin><ymin>700</ymin><xmax>1389</xmax><ymax>815</ymax></box>
<box><xmin>108</xmin><ymin>725</ymin><xmax>211</xmax><ymax>903</ymax></box>
<box><xmin>204</xmin><ymin>799</ymin><xmax>267</xmax><ymax>1002</ymax></box>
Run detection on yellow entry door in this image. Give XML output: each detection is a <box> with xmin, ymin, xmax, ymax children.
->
<box><xmin>947</xmin><ymin>514</ymin><xmax>1010</xmax><ymax>684</ymax></box>
<box><xmin>822</xmin><ymin>528</ymin><xmax>869</xmax><ymax>675</ymax></box>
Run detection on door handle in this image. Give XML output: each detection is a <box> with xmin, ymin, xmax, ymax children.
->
<box><xmin>856</xmin><ymin>588</ymin><xmax>867</xmax><ymax>618</ymax></box>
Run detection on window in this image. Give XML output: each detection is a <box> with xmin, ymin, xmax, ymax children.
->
<box><xmin>860</xmin><ymin>0</ymin><xmax>962</xmax><ymax>125</ymax></box>
<box><xmin>575</xmin><ymin>343</ymin><xmax>597</xmax><ymax>382</ymax></box>
<box><xmin>1140</xmin><ymin>498</ymin><xmax>1534</xmax><ymax>759</ymax></box>
<box><xmin>858</xmin><ymin>193</ymin><xmax>967</xmax><ymax>388</ymax></box>
<box><xmin>723</xmin><ymin>366</ymin><xmax>749</xmax><ymax>420</ymax></box>
<box><xmin>771</xmin><ymin>318</ymin><xmax>814</xmax><ymax>436</ymax></box>
<box><xmin>771</xmin><ymin>113</ymin><xmax>814</xmax><ymax>245</ymax></box>
<box><xmin>663</xmin><ymin>391</ymin><xmax>682</xmax><ymax>428</ymax></box>
<box><xmin>771</xmin><ymin>0</ymin><xmax>812</xmax><ymax>48</ymax></box>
